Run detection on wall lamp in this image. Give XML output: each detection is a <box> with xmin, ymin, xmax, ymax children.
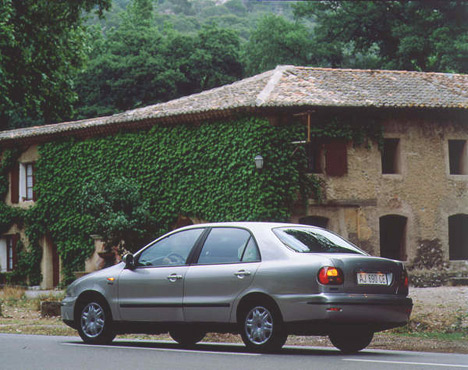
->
<box><xmin>254</xmin><ymin>155</ymin><xmax>264</xmax><ymax>171</ymax></box>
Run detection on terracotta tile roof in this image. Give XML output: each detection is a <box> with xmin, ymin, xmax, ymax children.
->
<box><xmin>1</xmin><ymin>65</ymin><xmax>467</xmax><ymax>144</ymax></box>
<box><xmin>267</xmin><ymin>67</ymin><xmax>468</xmax><ymax>108</ymax></box>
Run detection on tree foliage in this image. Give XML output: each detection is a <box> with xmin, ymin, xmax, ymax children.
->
<box><xmin>0</xmin><ymin>0</ymin><xmax>111</xmax><ymax>130</ymax></box>
<box><xmin>243</xmin><ymin>15</ymin><xmax>312</xmax><ymax>76</ymax></box>
<box><xmin>74</xmin><ymin>1</ymin><xmax>243</xmax><ymax>119</ymax></box>
<box><xmin>186</xmin><ymin>24</ymin><xmax>243</xmax><ymax>92</ymax></box>
<box><xmin>294</xmin><ymin>0</ymin><xmax>468</xmax><ymax>73</ymax></box>
<box><xmin>2</xmin><ymin>0</ymin><xmax>466</xmax><ymax>130</ymax></box>
<box><xmin>75</xmin><ymin>0</ymin><xmax>185</xmax><ymax>117</ymax></box>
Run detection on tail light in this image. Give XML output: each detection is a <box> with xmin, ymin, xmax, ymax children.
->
<box><xmin>400</xmin><ymin>269</ymin><xmax>409</xmax><ymax>294</ymax></box>
<box><xmin>403</xmin><ymin>270</ymin><xmax>409</xmax><ymax>289</ymax></box>
<box><xmin>318</xmin><ymin>266</ymin><xmax>344</xmax><ymax>285</ymax></box>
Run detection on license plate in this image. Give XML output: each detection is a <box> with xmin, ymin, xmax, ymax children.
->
<box><xmin>357</xmin><ymin>272</ymin><xmax>388</xmax><ymax>285</ymax></box>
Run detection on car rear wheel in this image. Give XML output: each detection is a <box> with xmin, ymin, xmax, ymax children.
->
<box><xmin>77</xmin><ymin>298</ymin><xmax>116</xmax><ymax>344</ymax></box>
<box><xmin>169</xmin><ymin>328</ymin><xmax>205</xmax><ymax>347</ymax></box>
<box><xmin>329</xmin><ymin>330</ymin><xmax>374</xmax><ymax>354</ymax></box>
<box><xmin>240</xmin><ymin>302</ymin><xmax>287</xmax><ymax>352</ymax></box>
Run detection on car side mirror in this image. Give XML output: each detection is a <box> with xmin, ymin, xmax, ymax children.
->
<box><xmin>123</xmin><ymin>253</ymin><xmax>135</xmax><ymax>270</ymax></box>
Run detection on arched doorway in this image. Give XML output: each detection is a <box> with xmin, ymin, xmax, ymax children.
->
<box><xmin>379</xmin><ymin>215</ymin><xmax>407</xmax><ymax>260</ymax></box>
<box><xmin>449</xmin><ymin>214</ymin><xmax>468</xmax><ymax>260</ymax></box>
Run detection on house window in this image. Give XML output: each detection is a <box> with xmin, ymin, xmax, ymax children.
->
<box><xmin>448</xmin><ymin>140</ymin><xmax>467</xmax><ymax>175</ymax></box>
<box><xmin>306</xmin><ymin>141</ymin><xmax>323</xmax><ymax>174</ymax></box>
<box><xmin>0</xmin><ymin>235</ymin><xmax>18</xmax><ymax>272</ymax></box>
<box><xmin>20</xmin><ymin>162</ymin><xmax>35</xmax><ymax>202</ymax></box>
<box><xmin>449</xmin><ymin>214</ymin><xmax>468</xmax><ymax>260</ymax></box>
<box><xmin>10</xmin><ymin>163</ymin><xmax>19</xmax><ymax>204</ymax></box>
<box><xmin>11</xmin><ymin>162</ymin><xmax>36</xmax><ymax>204</ymax></box>
<box><xmin>379</xmin><ymin>215</ymin><xmax>407</xmax><ymax>260</ymax></box>
<box><xmin>25</xmin><ymin>163</ymin><xmax>34</xmax><ymax>200</ymax></box>
<box><xmin>7</xmin><ymin>236</ymin><xmax>15</xmax><ymax>271</ymax></box>
<box><xmin>306</xmin><ymin>140</ymin><xmax>348</xmax><ymax>177</ymax></box>
<box><xmin>381</xmin><ymin>138</ymin><xmax>401</xmax><ymax>174</ymax></box>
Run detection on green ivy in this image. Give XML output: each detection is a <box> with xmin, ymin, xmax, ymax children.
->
<box><xmin>29</xmin><ymin>117</ymin><xmax>312</xmax><ymax>282</ymax></box>
<box><xmin>1</xmin><ymin>114</ymin><xmax>382</xmax><ymax>285</ymax></box>
<box><xmin>9</xmin><ymin>239</ymin><xmax>41</xmax><ymax>285</ymax></box>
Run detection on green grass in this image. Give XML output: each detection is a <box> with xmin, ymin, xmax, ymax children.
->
<box><xmin>393</xmin><ymin>331</ymin><xmax>468</xmax><ymax>341</ymax></box>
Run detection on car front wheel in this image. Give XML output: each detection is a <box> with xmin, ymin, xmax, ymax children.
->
<box><xmin>77</xmin><ymin>299</ymin><xmax>115</xmax><ymax>344</ymax></box>
<box><xmin>329</xmin><ymin>330</ymin><xmax>374</xmax><ymax>354</ymax></box>
<box><xmin>240</xmin><ymin>302</ymin><xmax>287</xmax><ymax>352</ymax></box>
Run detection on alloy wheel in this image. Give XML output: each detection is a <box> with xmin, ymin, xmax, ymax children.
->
<box><xmin>244</xmin><ymin>306</ymin><xmax>274</xmax><ymax>345</ymax></box>
<box><xmin>80</xmin><ymin>302</ymin><xmax>105</xmax><ymax>338</ymax></box>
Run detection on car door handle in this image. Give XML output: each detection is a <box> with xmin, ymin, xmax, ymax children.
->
<box><xmin>167</xmin><ymin>273</ymin><xmax>183</xmax><ymax>282</ymax></box>
<box><xmin>234</xmin><ymin>270</ymin><xmax>251</xmax><ymax>279</ymax></box>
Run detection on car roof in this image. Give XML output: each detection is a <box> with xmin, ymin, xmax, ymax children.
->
<box><xmin>176</xmin><ymin>221</ymin><xmax>322</xmax><ymax>232</ymax></box>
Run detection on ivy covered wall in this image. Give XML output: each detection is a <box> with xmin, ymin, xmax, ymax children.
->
<box><xmin>1</xmin><ymin>113</ymin><xmax>382</xmax><ymax>285</ymax></box>
<box><xmin>33</xmin><ymin>117</ymin><xmax>314</xmax><ymax>282</ymax></box>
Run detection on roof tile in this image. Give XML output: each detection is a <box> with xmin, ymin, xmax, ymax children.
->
<box><xmin>1</xmin><ymin>66</ymin><xmax>466</xmax><ymax>143</ymax></box>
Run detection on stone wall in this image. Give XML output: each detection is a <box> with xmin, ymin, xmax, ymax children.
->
<box><xmin>293</xmin><ymin>115</ymin><xmax>468</xmax><ymax>269</ymax></box>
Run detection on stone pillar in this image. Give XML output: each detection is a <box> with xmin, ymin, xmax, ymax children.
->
<box><xmin>84</xmin><ymin>235</ymin><xmax>106</xmax><ymax>272</ymax></box>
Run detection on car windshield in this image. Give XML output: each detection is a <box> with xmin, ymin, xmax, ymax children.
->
<box><xmin>273</xmin><ymin>227</ymin><xmax>365</xmax><ymax>254</ymax></box>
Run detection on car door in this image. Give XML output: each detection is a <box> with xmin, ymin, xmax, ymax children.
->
<box><xmin>183</xmin><ymin>227</ymin><xmax>261</xmax><ymax>323</ymax></box>
<box><xmin>118</xmin><ymin>228</ymin><xmax>205</xmax><ymax>322</ymax></box>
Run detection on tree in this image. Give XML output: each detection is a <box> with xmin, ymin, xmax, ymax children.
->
<box><xmin>243</xmin><ymin>15</ymin><xmax>313</xmax><ymax>75</ymax></box>
<box><xmin>75</xmin><ymin>0</ymin><xmax>189</xmax><ymax>118</ymax></box>
<box><xmin>186</xmin><ymin>23</ymin><xmax>243</xmax><ymax>92</ymax></box>
<box><xmin>74</xmin><ymin>3</ymin><xmax>244</xmax><ymax>118</ymax></box>
<box><xmin>294</xmin><ymin>0</ymin><xmax>468</xmax><ymax>73</ymax></box>
<box><xmin>0</xmin><ymin>0</ymin><xmax>111</xmax><ymax>130</ymax></box>
<box><xmin>172</xmin><ymin>0</ymin><xmax>195</xmax><ymax>16</ymax></box>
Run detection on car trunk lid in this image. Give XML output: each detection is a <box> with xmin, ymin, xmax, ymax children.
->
<box><xmin>327</xmin><ymin>254</ymin><xmax>406</xmax><ymax>294</ymax></box>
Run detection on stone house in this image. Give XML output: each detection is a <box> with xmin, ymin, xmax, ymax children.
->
<box><xmin>0</xmin><ymin>65</ymin><xmax>467</xmax><ymax>288</ymax></box>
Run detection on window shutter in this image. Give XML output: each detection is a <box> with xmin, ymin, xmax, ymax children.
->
<box><xmin>6</xmin><ymin>237</ymin><xmax>11</xmax><ymax>271</ymax></box>
<box><xmin>10</xmin><ymin>163</ymin><xmax>19</xmax><ymax>203</ymax></box>
<box><xmin>325</xmin><ymin>141</ymin><xmax>348</xmax><ymax>177</ymax></box>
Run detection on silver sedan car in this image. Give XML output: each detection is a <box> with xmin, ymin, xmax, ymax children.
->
<box><xmin>61</xmin><ymin>222</ymin><xmax>412</xmax><ymax>353</ymax></box>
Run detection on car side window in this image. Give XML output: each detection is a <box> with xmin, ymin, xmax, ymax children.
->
<box><xmin>197</xmin><ymin>228</ymin><xmax>259</xmax><ymax>265</ymax></box>
<box><xmin>241</xmin><ymin>237</ymin><xmax>260</xmax><ymax>262</ymax></box>
<box><xmin>137</xmin><ymin>228</ymin><xmax>204</xmax><ymax>267</ymax></box>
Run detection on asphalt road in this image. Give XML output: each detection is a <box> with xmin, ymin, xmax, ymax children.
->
<box><xmin>1</xmin><ymin>334</ymin><xmax>467</xmax><ymax>370</ymax></box>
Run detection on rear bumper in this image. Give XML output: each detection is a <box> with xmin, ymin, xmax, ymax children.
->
<box><xmin>277</xmin><ymin>293</ymin><xmax>413</xmax><ymax>334</ymax></box>
<box><xmin>285</xmin><ymin>319</ymin><xmax>408</xmax><ymax>335</ymax></box>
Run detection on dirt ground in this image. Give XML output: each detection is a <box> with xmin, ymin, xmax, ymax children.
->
<box><xmin>0</xmin><ymin>286</ymin><xmax>467</xmax><ymax>353</ymax></box>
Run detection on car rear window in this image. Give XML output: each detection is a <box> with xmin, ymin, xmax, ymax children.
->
<box><xmin>273</xmin><ymin>227</ymin><xmax>366</xmax><ymax>254</ymax></box>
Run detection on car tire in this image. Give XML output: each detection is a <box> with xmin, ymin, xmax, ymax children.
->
<box><xmin>77</xmin><ymin>298</ymin><xmax>116</xmax><ymax>345</ymax></box>
<box><xmin>240</xmin><ymin>302</ymin><xmax>287</xmax><ymax>353</ymax></box>
<box><xmin>329</xmin><ymin>330</ymin><xmax>374</xmax><ymax>354</ymax></box>
<box><xmin>169</xmin><ymin>328</ymin><xmax>206</xmax><ymax>347</ymax></box>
